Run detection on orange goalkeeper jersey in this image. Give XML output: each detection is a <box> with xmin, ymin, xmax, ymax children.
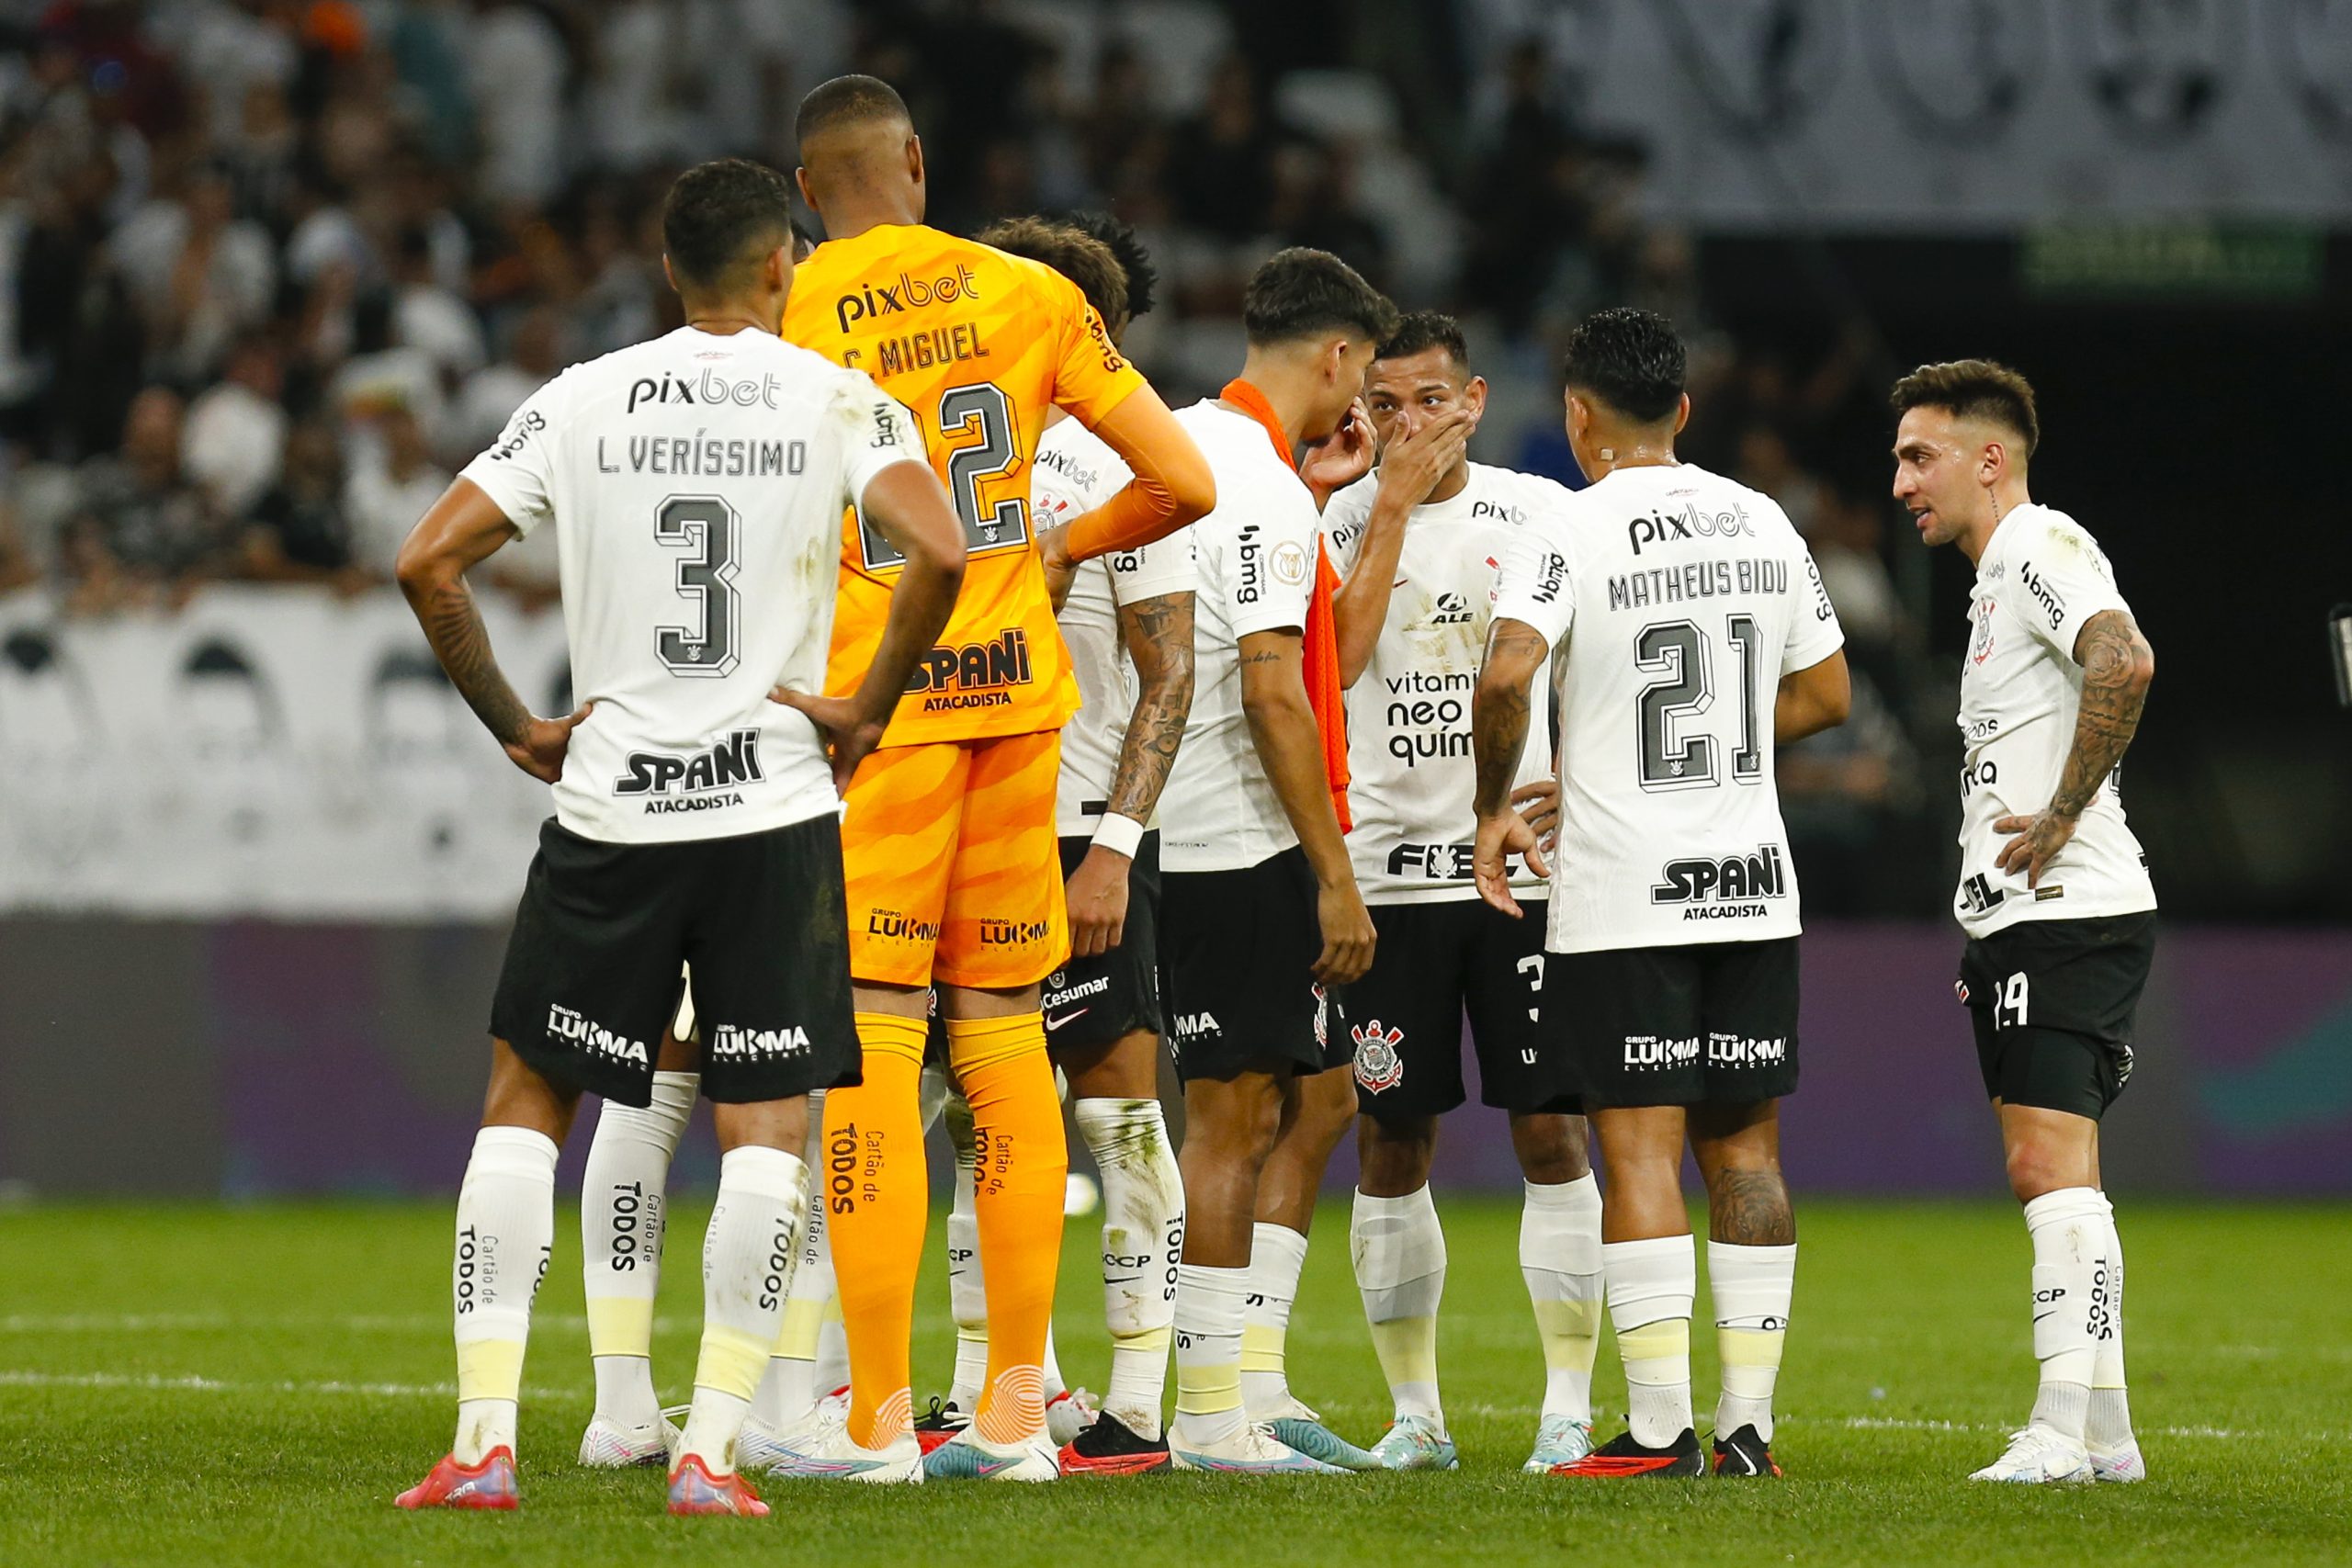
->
<box><xmin>785</xmin><ymin>222</ymin><xmax>1147</xmax><ymax>747</ymax></box>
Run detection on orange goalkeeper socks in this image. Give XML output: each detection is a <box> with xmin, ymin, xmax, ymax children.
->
<box><xmin>945</xmin><ymin>1013</ymin><xmax>1069</xmax><ymax>1443</ymax></box>
<box><xmin>825</xmin><ymin>1011</ymin><xmax>929</xmax><ymax>1450</ymax></box>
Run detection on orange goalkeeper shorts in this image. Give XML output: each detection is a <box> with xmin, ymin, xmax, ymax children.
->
<box><xmin>839</xmin><ymin>728</ymin><xmax>1069</xmax><ymax>990</ymax></box>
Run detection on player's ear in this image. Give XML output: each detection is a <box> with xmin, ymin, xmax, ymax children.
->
<box><xmin>1464</xmin><ymin>374</ymin><xmax>1488</xmax><ymax>423</ymax></box>
<box><xmin>794</xmin><ymin>165</ymin><xmax>819</xmax><ymax>214</ymax></box>
<box><xmin>1672</xmin><ymin>391</ymin><xmax>1691</xmax><ymax>435</ymax></box>
<box><xmin>906</xmin><ymin>133</ymin><xmax>924</xmax><ymax>186</ymax></box>
<box><xmin>661</xmin><ymin>253</ymin><xmax>678</xmax><ymax>296</ymax></box>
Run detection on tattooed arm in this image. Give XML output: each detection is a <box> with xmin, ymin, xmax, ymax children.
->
<box><xmin>1066</xmin><ymin>590</ymin><xmax>1196</xmax><ymax>959</ymax></box>
<box><xmin>1470</xmin><ymin>616</ymin><xmax>1552</xmax><ymax>917</ymax></box>
<box><xmin>1994</xmin><ymin>607</ymin><xmax>2155</xmax><ymax>887</ymax></box>
<box><xmin>396</xmin><ymin>478</ymin><xmax>590</xmax><ymax>784</ymax></box>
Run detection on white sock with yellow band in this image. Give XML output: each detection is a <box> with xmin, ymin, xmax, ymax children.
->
<box><xmin>1602</xmin><ymin>1234</ymin><xmax>1696</xmax><ymax>1448</ymax></box>
<box><xmin>1239</xmin><ymin>1222</ymin><xmax>1309</xmax><ymax>1416</ymax></box>
<box><xmin>1521</xmin><ymin>1175</ymin><xmax>1604</xmax><ymax>1424</ymax></box>
<box><xmin>450</xmin><ymin>1126</ymin><xmax>559</xmax><ymax>1464</ymax></box>
<box><xmin>678</xmin><ymin>1145</ymin><xmax>809</xmax><ymax>1476</ymax></box>
<box><xmin>1351</xmin><ymin>1185</ymin><xmax>1447</xmax><ymax>1429</ymax></box>
<box><xmin>582</xmin><ymin>1071</ymin><xmax>697</xmax><ymax>1429</ymax></box>
<box><xmin>1171</xmin><ymin>1263</ymin><xmax>1250</xmax><ymax>1448</ymax></box>
<box><xmin>1709</xmin><ymin>1240</ymin><xmax>1795</xmax><ymax>1442</ymax></box>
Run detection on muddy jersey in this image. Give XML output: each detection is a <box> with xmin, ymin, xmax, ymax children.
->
<box><xmin>1953</xmin><ymin>502</ymin><xmax>2156</xmax><ymax>937</ymax></box>
<box><xmin>1323</xmin><ymin>462</ymin><xmax>1559</xmax><ymax>904</ymax></box>
<box><xmin>1492</xmin><ymin>463</ymin><xmax>1843</xmax><ymax>954</ymax></box>
<box><xmin>458</xmin><ymin>325</ymin><xmax>923</xmax><ymax>843</ymax></box>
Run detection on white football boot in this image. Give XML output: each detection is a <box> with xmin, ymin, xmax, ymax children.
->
<box><xmin>1970</xmin><ymin>1424</ymin><xmax>2094</xmax><ymax>1484</ymax></box>
<box><xmin>577</xmin><ymin>1409</ymin><xmax>681</xmax><ymax>1469</ymax></box>
<box><xmin>2090</xmin><ymin>1438</ymin><xmax>2146</xmax><ymax>1483</ymax></box>
<box><xmin>1170</xmin><ymin>1420</ymin><xmax>1348</xmax><ymax>1475</ymax></box>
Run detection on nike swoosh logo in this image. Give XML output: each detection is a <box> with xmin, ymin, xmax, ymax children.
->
<box><xmin>968</xmin><ymin>1452</ymin><xmax>1026</xmax><ymax>1478</ymax></box>
<box><xmin>2031</xmin><ymin>1312</ymin><xmax>2057</xmax><ymax>1324</ymax></box>
<box><xmin>1102</xmin><ymin>1273</ymin><xmax>1142</xmax><ymax>1287</ymax></box>
<box><xmin>1393</xmin><ymin>577</ymin><xmax>1410</xmax><ymax>587</ymax></box>
<box><xmin>1046</xmin><ymin>1008</ymin><xmax>1088</xmax><ymax>1031</ymax></box>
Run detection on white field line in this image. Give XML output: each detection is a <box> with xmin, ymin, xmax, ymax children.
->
<box><xmin>2</xmin><ymin>1371</ymin><xmax>2286</xmax><ymax>1446</ymax></box>
<box><xmin>0</xmin><ymin>1312</ymin><xmax>666</xmax><ymax>1334</ymax></box>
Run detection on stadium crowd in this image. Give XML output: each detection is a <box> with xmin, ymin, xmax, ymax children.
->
<box><xmin>0</xmin><ymin>0</ymin><xmax>1935</xmax><ymax>907</ymax></box>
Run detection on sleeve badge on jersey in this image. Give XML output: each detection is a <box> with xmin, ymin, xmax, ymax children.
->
<box><xmin>1352</xmin><ymin>1020</ymin><xmax>1406</xmax><ymax>1093</ymax></box>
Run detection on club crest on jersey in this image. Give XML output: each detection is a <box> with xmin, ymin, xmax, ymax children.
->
<box><xmin>1351</xmin><ymin>1020</ymin><xmax>1406</xmax><ymax>1093</ymax></box>
<box><xmin>1312</xmin><ymin>984</ymin><xmax>1330</xmax><ymax>1049</ymax></box>
<box><xmin>1971</xmin><ymin>596</ymin><xmax>1998</xmax><ymax>664</ymax></box>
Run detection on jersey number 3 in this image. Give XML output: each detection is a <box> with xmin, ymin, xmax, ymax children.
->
<box><xmin>856</xmin><ymin>383</ymin><xmax>1029</xmax><ymax>570</ymax></box>
<box><xmin>654</xmin><ymin>494</ymin><xmax>741</xmax><ymax>677</ymax></box>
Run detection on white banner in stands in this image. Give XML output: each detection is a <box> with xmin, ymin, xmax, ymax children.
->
<box><xmin>0</xmin><ymin>586</ymin><xmax>574</xmax><ymax>919</ymax></box>
<box><xmin>1498</xmin><ymin>0</ymin><xmax>2352</xmax><ymax>229</ymax></box>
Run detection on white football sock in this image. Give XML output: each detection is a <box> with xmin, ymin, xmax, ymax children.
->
<box><xmin>679</xmin><ymin>1145</ymin><xmax>808</xmax><ymax>1475</ymax></box>
<box><xmin>1710</xmin><ymin>1240</ymin><xmax>1795</xmax><ymax>1443</ymax></box>
<box><xmin>944</xmin><ymin>1093</ymin><xmax>989</xmax><ymax>1411</ymax></box>
<box><xmin>752</xmin><ymin>1089</ymin><xmax>833</xmax><ymax>1430</ymax></box>
<box><xmin>2024</xmin><ymin>1187</ymin><xmax>2109</xmax><ymax>1440</ymax></box>
<box><xmin>2086</xmin><ymin>1195</ymin><xmax>2133</xmax><ymax>1451</ymax></box>
<box><xmin>1604</xmin><ymin>1234</ymin><xmax>1696</xmax><ymax>1449</ymax></box>
<box><xmin>1240</xmin><ymin>1222</ymin><xmax>1309</xmax><ymax>1416</ymax></box>
<box><xmin>450</xmin><ymin>1126</ymin><xmax>559</xmax><ymax>1464</ymax></box>
<box><xmin>1521</xmin><ymin>1175</ymin><xmax>1603</xmax><ymax>1424</ymax></box>
<box><xmin>1076</xmin><ymin>1097</ymin><xmax>1182</xmax><ymax>1438</ymax></box>
<box><xmin>1351</xmin><ymin>1185</ymin><xmax>1447</xmax><ymax>1431</ymax></box>
<box><xmin>1171</xmin><ymin>1262</ymin><xmax>1250</xmax><ymax>1448</ymax></box>
<box><xmin>581</xmin><ymin>1072</ymin><xmax>696</xmax><ymax>1429</ymax></box>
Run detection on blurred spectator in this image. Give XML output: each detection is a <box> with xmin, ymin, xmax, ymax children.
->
<box><xmin>182</xmin><ymin>331</ymin><xmax>288</xmax><ymax>521</ymax></box>
<box><xmin>1168</xmin><ymin>55</ymin><xmax>1282</xmax><ymax>243</ymax></box>
<box><xmin>391</xmin><ymin>225</ymin><xmax>485</xmax><ymax>382</ymax></box>
<box><xmin>342</xmin><ymin>405</ymin><xmax>448</xmax><ymax>581</ymax></box>
<box><xmin>447</xmin><ymin>304</ymin><xmax>564</xmax><ymax>465</ymax></box>
<box><xmin>107</xmin><ymin>157</ymin><xmax>274</xmax><ymax>382</ymax></box>
<box><xmin>1735</xmin><ymin>423</ymin><xmax>1831</xmax><ymax>539</ymax></box>
<box><xmin>242</xmin><ymin>418</ymin><xmax>361</xmax><ymax>591</ymax></box>
<box><xmin>466</xmin><ymin>1</ymin><xmax>568</xmax><ymax>207</ymax></box>
<box><xmin>61</xmin><ymin>386</ymin><xmax>221</xmax><ymax>608</ymax></box>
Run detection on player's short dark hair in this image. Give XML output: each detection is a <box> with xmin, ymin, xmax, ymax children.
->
<box><xmin>796</xmin><ymin>73</ymin><xmax>911</xmax><ymax>148</ymax></box>
<box><xmin>1890</xmin><ymin>358</ymin><xmax>2040</xmax><ymax>459</ymax></box>
<box><xmin>1242</xmin><ymin>247</ymin><xmax>1398</xmax><ymax>349</ymax></box>
<box><xmin>1377</xmin><ymin>310</ymin><xmax>1469</xmax><ymax>375</ymax></box>
<box><xmin>1562</xmin><ymin>306</ymin><xmax>1686</xmax><ymax>424</ymax></box>
<box><xmin>1063</xmin><ymin>210</ymin><xmax>1157</xmax><ymax>321</ymax></box>
<box><xmin>974</xmin><ymin>216</ymin><xmax>1127</xmax><ymax>333</ymax></box>
<box><xmin>662</xmin><ymin>158</ymin><xmax>794</xmax><ymax>290</ymax></box>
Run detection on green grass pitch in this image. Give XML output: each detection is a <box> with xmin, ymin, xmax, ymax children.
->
<box><xmin>1</xmin><ymin>1197</ymin><xmax>2345</xmax><ymax>1565</ymax></box>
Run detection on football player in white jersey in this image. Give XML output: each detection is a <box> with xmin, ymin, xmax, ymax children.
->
<box><xmin>1891</xmin><ymin>360</ymin><xmax>2157</xmax><ymax>1486</ymax></box>
<box><xmin>1319</xmin><ymin>312</ymin><xmax>1604</xmax><ymax>1473</ymax></box>
<box><xmin>1473</xmin><ymin>309</ymin><xmax>1850</xmax><ymax>1480</ymax></box>
<box><xmin>390</xmin><ymin>159</ymin><xmax>966</xmax><ymax>1516</ymax></box>
<box><xmin>901</xmin><ymin>213</ymin><xmax>1193</xmax><ymax>1473</ymax></box>
<box><xmin>1155</xmin><ymin>248</ymin><xmax>1392</xmax><ymax>1474</ymax></box>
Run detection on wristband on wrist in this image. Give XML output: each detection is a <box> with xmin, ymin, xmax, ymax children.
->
<box><xmin>1091</xmin><ymin>811</ymin><xmax>1146</xmax><ymax>860</ymax></box>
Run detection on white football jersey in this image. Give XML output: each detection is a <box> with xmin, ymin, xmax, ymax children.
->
<box><xmin>1953</xmin><ymin>502</ymin><xmax>2156</xmax><ymax>936</ymax></box>
<box><xmin>1157</xmin><ymin>401</ymin><xmax>1322</xmax><ymax>874</ymax></box>
<box><xmin>459</xmin><ymin>325</ymin><xmax>922</xmax><ymax>845</ymax></box>
<box><xmin>1493</xmin><ymin>462</ymin><xmax>1844</xmax><ymax>954</ymax></box>
<box><xmin>1324</xmin><ymin>462</ymin><xmax>1559</xmax><ymax>904</ymax></box>
<box><xmin>1033</xmin><ymin>417</ymin><xmax>1198</xmax><ymax>839</ymax></box>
